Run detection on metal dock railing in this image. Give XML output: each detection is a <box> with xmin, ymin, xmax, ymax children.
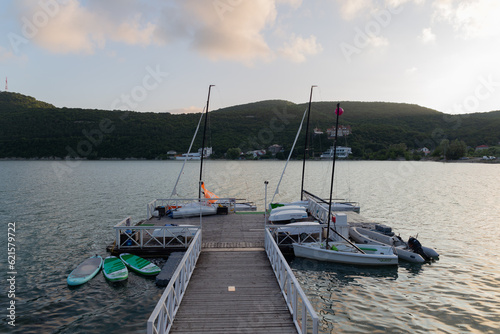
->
<box><xmin>146</xmin><ymin>212</ymin><xmax>318</xmax><ymax>334</ymax></box>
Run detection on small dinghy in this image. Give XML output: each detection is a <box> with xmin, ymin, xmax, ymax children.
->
<box><xmin>293</xmin><ymin>241</ymin><xmax>398</xmax><ymax>266</ymax></box>
<box><xmin>275</xmin><ymin>221</ymin><xmax>323</xmax><ymax>235</ymax></box>
<box><xmin>269</xmin><ymin>208</ymin><xmax>309</xmax><ymax>223</ymax></box>
<box><xmin>103</xmin><ymin>256</ymin><xmax>128</xmax><ymax>282</ymax></box>
<box><xmin>349</xmin><ymin>226</ymin><xmax>439</xmax><ymax>263</ymax></box>
<box><xmin>270</xmin><ymin>205</ymin><xmax>308</xmax><ymax>214</ymax></box>
<box><xmin>67</xmin><ymin>255</ymin><xmax>103</xmax><ymax>286</ymax></box>
<box><xmin>170</xmin><ymin>203</ymin><xmax>217</xmax><ymax>219</ymax></box>
<box><xmin>119</xmin><ymin>253</ymin><xmax>161</xmax><ymax>276</ymax></box>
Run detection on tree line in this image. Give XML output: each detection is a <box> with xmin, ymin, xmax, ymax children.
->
<box><xmin>1</xmin><ymin>92</ymin><xmax>499</xmax><ymax>160</ymax></box>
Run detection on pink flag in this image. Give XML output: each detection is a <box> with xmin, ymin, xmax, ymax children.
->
<box><xmin>335</xmin><ymin>106</ymin><xmax>344</xmax><ymax>116</ymax></box>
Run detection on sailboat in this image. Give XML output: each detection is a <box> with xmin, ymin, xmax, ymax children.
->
<box><xmin>168</xmin><ymin>85</ymin><xmax>256</xmax><ymax>219</ymax></box>
<box><xmin>168</xmin><ymin>85</ymin><xmax>218</xmax><ymax>219</ymax></box>
<box><xmin>269</xmin><ymin>86</ymin><xmax>359</xmax><ymax>215</ymax></box>
<box><xmin>292</xmin><ymin>103</ymin><xmax>398</xmax><ymax>266</ymax></box>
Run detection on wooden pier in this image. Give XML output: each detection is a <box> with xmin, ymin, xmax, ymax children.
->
<box><xmin>167</xmin><ymin>212</ymin><xmax>298</xmax><ymax>334</ymax></box>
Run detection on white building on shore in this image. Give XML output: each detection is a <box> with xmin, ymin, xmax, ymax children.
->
<box><xmin>320</xmin><ymin>146</ymin><xmax>352</xmax><ymax>159</ymax></box>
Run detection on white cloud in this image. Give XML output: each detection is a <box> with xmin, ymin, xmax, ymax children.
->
<box><xmin>277</xmin><ymin>0</ymin><xmax>303</xmax><ymax>10</ymax></box>
<box><xmin>278</xmin><ymin>34</ymin><xmax>323</xmax><ymax>62</ymax></box>
<box><xmin>336</xmin><ymin>0</ymin><xmax>421</xmax><ymax>20</ymax></box>
<box><xmin>11</xmin><ymin>0</ymin><xmax>317</xmax><ymax>65</ymax></box>
<box><xmin>432</xmin><ymin>0</ymin><xmax>500</xmax><ymax>39</ymax></box>
<box><xmin>16</xmin><ymin>0</ymin><xmax>158</xmax><ymax>54</ymax></box>
<box><xmin>363</xmin><ymin>35</ymin><xmax>389</xmax><ymax>49</ymax></box>
<box><xmin>419</xmin><ymin>27</ymin><xmax>436</xmax><ymax>44</ymax></box>
<box><xmin>337</xmin><ymin>0</ymin><xmax>372</xmax><ymax>20</ymax></box>
<box><xmin>405</xmin><ymin>67</ymin><xmax>418</xmax><ymax>74</ymax></box>
<box><xmin>0</xmin><ymin>46</ymin><xmax>15</xmax><ymax>62</ymax></box>
<box><xmin>180</xmin><ymin>0</ymin><xmax>277</xmax><ymax>64</ymax></box>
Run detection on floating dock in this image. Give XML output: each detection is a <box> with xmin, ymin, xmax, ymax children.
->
<box><xmin>112</xmin><ymin>196</ymin><xmax>377</xmax><ymax>333</ymax></box>
<box><xmin>146</xmin><ymin>210</ymin><xmax>318</xmax><ymax>334</ymax></box>
<box><xmin>169</xmin><ymin>248</ymin><xmax>297</xmax><ymax>333</ymax></box>
<box><xmin>162</xmin><ymin>212</ymin><xmax>297</xmax><ymax>333</ymax></box>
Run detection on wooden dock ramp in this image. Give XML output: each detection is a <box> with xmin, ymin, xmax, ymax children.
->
<box><xmin>169</xmin><ymin>213</ymin><xmax>297</xmax><ymax>333</ymax></box>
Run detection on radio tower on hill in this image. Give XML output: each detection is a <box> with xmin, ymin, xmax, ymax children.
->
<box><xmin>5</xmin><ymin>77</ymin><xmax>7</xmax><ymax>91</ymax></box>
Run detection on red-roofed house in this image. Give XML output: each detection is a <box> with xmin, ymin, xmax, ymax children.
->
<box><xmin>475</xmin><ymin>145</ymin><xmax>489</xmax><ymax>151</ymax></box>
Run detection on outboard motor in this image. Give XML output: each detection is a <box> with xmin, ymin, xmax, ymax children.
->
<box><xmin>408</xmin><ymin>237</ymin><xmax>430</xmax><ymax>261</ymax></box>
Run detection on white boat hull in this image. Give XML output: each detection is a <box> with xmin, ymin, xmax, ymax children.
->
<box><xmin>234</xmin><ymin>203</ymin><xmax>257</xmax><ymax>211</ymax></box>
<box><xmin>349</xmin><ymin>226</ymin><xmax>439</xmax><ymax>263</ymax></box>
<box><xmin>276</xmin><ymin>222</ymin><xmax>323</xmax><ymax>235</ymax></box>
<box><xmin>293</xmin><ymin>242</ymin><xmax>398</xmax><ymax>266</ymax></box>
<box><xmin>272</xmin><ymin>200</ymin><xmax>360</xmax><ymax>213</ymax></box>
<box><xmin>171</xmin><ymin>204</ymin><xmax>217</xmax><ymax>218</ymax></box>
<box><xmin>269</xmin><ymin>209</ymin><xmax>308</xmax><ymax>223</ymax></box>
<box><xmin>270</xmin><ymin>205</ymin><xmax>308</xmax><ymax>214</ymax></box>
<box><xmin>318</xmin><ymin>202</ymin><xmax>360</xmax><ymax>213</ymax></box>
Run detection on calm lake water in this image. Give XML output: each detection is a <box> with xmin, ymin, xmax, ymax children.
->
<box><xmin>0</xmin><ymin>160</ymin><xmax>499</xmax><ymax>333</ymax></box>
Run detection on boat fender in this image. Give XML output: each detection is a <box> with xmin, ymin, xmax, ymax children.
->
<box><xmin>408</xmin><ymin>237</ymin><xmax>430</xmax><ymax>261</ymax></box>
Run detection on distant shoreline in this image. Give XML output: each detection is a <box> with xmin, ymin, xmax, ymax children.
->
<box><xmin>1</xmin><ymin>157</ymin><xmax>498</xmax><ymax>164</ymax></box>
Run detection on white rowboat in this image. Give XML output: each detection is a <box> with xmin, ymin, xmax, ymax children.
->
<box><xmin>292</xmin><ymin>242</ymin><xmax>398</xmax><ymax>266</ymax></box>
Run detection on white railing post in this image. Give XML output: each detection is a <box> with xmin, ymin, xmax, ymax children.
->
<box><xmin>264</xmin><ymin>228</ymin><xmax>319</xmax><ymax>334</ymax></box>
<box><xmin>147</xmin><ymin>229</ymin><xmax>202</xmax><ymax>334</ymax></box>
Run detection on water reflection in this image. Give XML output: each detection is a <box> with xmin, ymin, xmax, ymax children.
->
<box><xmin>290</xmin><ymin>256</ymin><xmax>399</xmax><ymax>283</ymax></box>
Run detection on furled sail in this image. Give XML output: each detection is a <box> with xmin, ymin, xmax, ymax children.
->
<box><xmin>201</xmin><ymin>182</ymin><xmax>219</xmax><ymax>204</ymax></box>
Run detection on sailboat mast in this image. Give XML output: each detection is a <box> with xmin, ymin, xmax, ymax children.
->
<box><xmin>326</xmin><ymin>103</ymin><xmax>341</xmax><ymax>249</ymax></box>
<box><xmin>199</xmin><ymin>84</ymin><xmax>214</xmax><ymax>200</ymax></box>
<box><xmin>300</xmin><ymin>85</ymin><xmax>316</xmax><ymax>201</ymax></box>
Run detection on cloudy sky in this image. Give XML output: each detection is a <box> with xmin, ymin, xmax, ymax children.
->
<box><xmin>1</xmin><ymin>0</ymin><xmax>499</xmax><ymax>114</ymax></box>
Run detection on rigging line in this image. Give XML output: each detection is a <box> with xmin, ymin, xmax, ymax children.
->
<box><xmin>170</xmin><ymin>109</ymin><xmax>205</xmax><ymax>197</ymax></box>
<box><xmin>270</xmin><ymin>107</ymin><xmax>309</xmax><ymax>204</ymax></box>
<box><xmin>345</xmin><ymin>132</ymin><xmax>352</xmax><ymax>201</ymax></box>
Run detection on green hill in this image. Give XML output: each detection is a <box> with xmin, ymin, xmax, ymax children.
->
<box><xmin>0</xmin><ymin>91</ymin><xmax>55</xmax><ymax>109</ymax></box>
<box><xmin>0</xmin><ymin>92</ymin><xmax>498</xmax><ymax>159</ymax></box>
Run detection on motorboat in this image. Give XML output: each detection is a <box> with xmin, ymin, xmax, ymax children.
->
<box><xmin>292</xmin><ymin>241</ymin><xmax>398</xmax><ymax>266</ymax></box>
<box><xmin>349</xmin><ymin>225</ymin><xmax>439</xmax><ymax>263</ymax></box>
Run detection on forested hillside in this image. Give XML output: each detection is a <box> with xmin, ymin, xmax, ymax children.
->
<box><xmin>0</xmin><ymin>92</ymin><xmax>499</xmax><ymax>160</ymax></box>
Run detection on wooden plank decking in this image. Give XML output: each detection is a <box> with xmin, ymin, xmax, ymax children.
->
<box><xmin>169</xmin><ymin>213</ymin><xmax>297</xmax><ymax>334</ymax></box>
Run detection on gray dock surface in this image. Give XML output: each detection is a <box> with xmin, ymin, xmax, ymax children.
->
<box><xmin>169</xmin><ymin>212</ymin><xmax>297</xmax><ymax>334</ymax></box>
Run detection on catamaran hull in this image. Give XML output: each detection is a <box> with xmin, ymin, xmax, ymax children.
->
<box><xmin>292</xmin><ymin>242</ymin><xmax>398</xmax><ymax>266</ymax></box>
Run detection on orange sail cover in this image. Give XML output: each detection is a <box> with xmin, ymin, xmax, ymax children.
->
<box><xmin>201</xmin><ymin>182</ymin><xmax>219</xmax><ymax>204</ymax></box>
